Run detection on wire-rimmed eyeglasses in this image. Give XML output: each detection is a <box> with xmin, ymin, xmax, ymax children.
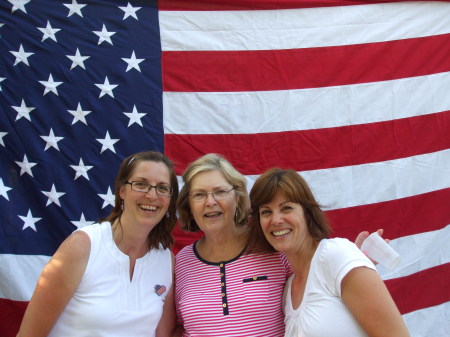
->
<box><xmin>189</xmin><ymin>187</ymin><xmax>235</xmax><ymax>202</ymax></box>
<box><xmin>126</xmin><ymin>181</ymin><xmax>173</xmax><ymax>197</ymax></box>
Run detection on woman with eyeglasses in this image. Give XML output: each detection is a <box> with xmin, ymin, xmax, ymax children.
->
<box><xmin>17</xmin><ymin>151</ymin><xmax>179</xmax><ymax>337</ymax></box>
<box><xmin>174</xmin><ymin>153</ymin><xmax>382</xmax><ymax>337</ymax></box>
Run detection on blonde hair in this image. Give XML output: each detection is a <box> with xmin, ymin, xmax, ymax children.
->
<box><xmin>177</xmin><ymin>153</ymin><xmax>250</xmax><ymax>232</ymax></box>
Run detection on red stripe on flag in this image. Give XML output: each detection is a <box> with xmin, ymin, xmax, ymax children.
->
<box><xmin>326</xmin><ymin>188</ymin><xmax>450</xmax><ymax>240</ymax></box>
<box><xmin>165</xmin><ymin>110</ymin><xmax>450</xmax><ymax>175</ymax></box>
<box><xmin>0</xmin><ymin>298</ymin><xmax>27</xmax><ymax>337</ymax></box>
<box><xmin>162</xmin><ymin>34</ymin><xmax>450</xmax><ymax>92</ymax></box>
<box><xmin>386</xmin><ymin>263</ymin><xmax>450</xmax><ymax>314</ymax></box>
<box><xmin>159</xmin><ymin>0</ymin><xmax>410</xmax><ymax>11</ymax></box>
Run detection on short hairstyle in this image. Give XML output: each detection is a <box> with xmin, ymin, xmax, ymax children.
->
<box><xmin>249</xmin><ymin>168</ymin><xmax>331</xmax><ymax>252</ymax></box>
<box><xmin>101</xmin><ymin>151</ymin><xmax>179</xmax><ymax>250</ymax></box>
<box><xmin>177</xmin><ymin>153</ymin><xmax>250</xmax><ymax>232</ymax></box>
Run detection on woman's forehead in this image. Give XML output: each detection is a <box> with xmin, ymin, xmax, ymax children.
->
<box><xmin>131</xmin><ymin>160</ymin><xmax>170</xmax><ymax>180</ymax></box>
<box><xmin>191</xmin><ymin>170</ymin><xmax>229</xmax><ymax>188</ymax></box>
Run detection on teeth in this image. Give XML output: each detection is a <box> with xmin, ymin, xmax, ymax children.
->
<box><xmin>272</xmin><ymin>229</ymin><xmax>291</xmax><ymax>236</ymax></box>
<box><xmin>141</xmin><ymin>205</ymin><xmax>157</xmax><ymax>211</ymax></box>
<box><xmin>205</xmin><ymin>212</ymin><xmax>221</xmax><ymax>217</ymax></box>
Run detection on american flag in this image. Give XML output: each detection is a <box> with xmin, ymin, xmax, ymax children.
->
<box><xmin>0</xmin><ymin>1</ymin><xmax>449</xmax><ymax>336</ymax></box>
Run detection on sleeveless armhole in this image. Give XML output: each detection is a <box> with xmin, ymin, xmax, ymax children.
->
<box><xmin>75</xmin><ymin>223</ymin><xmax>102</xmax><ymax>278</ymax></box>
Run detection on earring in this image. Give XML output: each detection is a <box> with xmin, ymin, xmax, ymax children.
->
<box><xmin>121</xmin><ymin>200</ymin><xmax>124</xmax><ymax>211</ymax></box>
<box><xmin>165</xmin><ymin>212</ymin><xmax>169</xmax><ymax>218</ymax></box>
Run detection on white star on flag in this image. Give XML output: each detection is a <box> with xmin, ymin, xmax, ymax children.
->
<box><xmin>71</xmin><ymin>213</ymin><xmax>95</xmax><ymax>228</ymax></box>
<box><xmin>124</xmin><ymin>105</ymin><xmax>146</xmax><ymax>127</ymax></box>
<box><xmin>67</xmin><ymin>102</ymin><xmax>91</xmax><ymax>125</ymax></box>
<box><xmin>18</xmin><ymin>210</ymin><xmax>42</xmax><ymax>232</ymax></box>
<box><xmin>12</xmin><ymin>99</ymin><xmax>35</xmax><ymax>121</ymax></box>
<box><xmin>64</xmin><ymin>0</ymin><xmax>86</xmax><ymax>17</ymax></box>
<box><xmin>10</xmin><ymin>44</ymin><xmax>34</xmax><ymax>66</ymax></box>
<box><xmin>0</xmin><ymin>178</ymin><xmax>12</xmax><ymax>201</ymax></box>
<box><xmin>37</xmin><ymin>20</ymin><xmax>61</xmax><ymax>42</ymax></box>
<box><xmin>93</xmin><ymin>24</ymin><xmax>116</xmax><ymax>45</ymax></box>
<box><xmin>8</xmin><ymin>0</ymin><xmax>30</xmax><ymax>13</ymax></box>
<box><xmin>39</xmin><ymin>74</ymin><xmax>63</xmax><ymax>96</ymax></box>
<box><xmin>70</xmin><ymin>158</ymin><xmax>93</xmax><ymax>180</ymax></box>
<box><xmin>15</xmin><ymin>155</ymin><xmax>37</xmax><ymax>177</ymax></box>
<box><xmin>95</xmin><ymin>77</ymin><xmax>118</xmax><ymax>98</ymax></box>
<box><xmin>98</xmin><ymin>186</ymin><xmax>115</xmax><ymax>209</ymax></box>
<box><xmin>42</xmin><ymin>184</ymin><xmax>66</xmax><ymax>207</ymax></box>
<box><xmin>119</xmin><ymin>3</ymin><xmax>141</xmax><ymax>20</ymax></box>
<box><xmin>122</xmin><ymin>51</ymin><xmax>144</xmax><ymax>72</ymax></box>
<box><xmin>0</xmin><ymin>132</ymin><xmax>7</xmax><ymax>146</ymax></box>
<box><xmin>96</xmin><ymin>131</ymin><xmax>119</xmax><ymax>154</ymax></box>
<box><xmin>40</xmin><ymin>128</ymin><xmax>64</xmax><ymax>151</ymax></box>
<box><xmin>0</xmin><ymin>77</ymin><xmax>5</xmax><ymax>91</ymax></box>
<box><xmin>66</xmin><ymin>48</ymin><xmax>90</xmax><ymax>70</ymax></box>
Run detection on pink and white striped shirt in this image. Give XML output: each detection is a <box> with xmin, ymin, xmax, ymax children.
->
<box><xmin>175</xmin><ymin>242</ymin><xmax>292</xmax><ymax>336</ymax></box>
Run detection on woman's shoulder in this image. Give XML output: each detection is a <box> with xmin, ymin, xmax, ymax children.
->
<box><xmin>77</xmin><ymin>221</ymin><xmax>107</xmax><ymax>235</ymax></box>
<box><xmin>52</xmin><ymin>229</ymin><xmax>91</xmax><ymax>269</ymax></box>
<box><xmin>317</xmin><ymin>238</ymin><xmax>374</xmax><ymax>278</ymax></box>
<box><xmin>319</xmin><ymin>237</ymin><xmax>357</xmax><ymax>257</ymax></box>
<box><xmin>175</xmin><ymin>243</ymin><xmax>195</xmax><ymax>260</ymax></box>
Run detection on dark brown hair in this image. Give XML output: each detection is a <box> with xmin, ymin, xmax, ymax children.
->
<box><xmin>100</xmin><ymin>151</ymin><xmax>179</xmax><ymax>250</ymax></box>
<box><xmin>248</xmin><ymin>168</ymin><xmax>331</xmax><ymax>252</ymax></box>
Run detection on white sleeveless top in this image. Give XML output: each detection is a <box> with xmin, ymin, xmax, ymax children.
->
<box><xmin>49</xmin><ymin>222</ymin><xmax>172</xmax><ymax>337</ymax></box>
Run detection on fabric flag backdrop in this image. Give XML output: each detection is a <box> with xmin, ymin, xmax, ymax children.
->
<box><xmin>0</xmin><ymin>0</ymin><xmax>449</xmax><ymax>336</ymax></box>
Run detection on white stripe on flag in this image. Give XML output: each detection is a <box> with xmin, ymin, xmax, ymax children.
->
<box><xmin>163</xmin><ymin>71</ymin><xmax>450</xmax><ymax>135</ymax></box>
<box><xmin>160</xmin><ymin>2</ymin><xmax>450</xmax><ymax>51</ymax></box>
<box><xmin>377</xmin><ymin>225</ymin><xmax>450</xmax><ymax>280</ymax></box>
<box><xmin>0</xmin><ymin>254</ymin><xmax>50</xmax><ymax>301</ymax></box>
<box><xmin>402</xmin><ymin>301</ymin><xmax>450</xmax><ymax>337</ymax></box>
<box><xmin>245</xmin><ymin>149</ymin><xmax>450</xmax><ymax>209</ymax></box>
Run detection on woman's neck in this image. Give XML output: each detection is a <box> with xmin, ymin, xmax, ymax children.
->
<box><xmin>285</xmin><ymin>239</ymin><xmax>319</xmax><ymax>278</ymax></box>
<box><xmin>112</xmin><ymin>218</ymin><xmax>149</xmax><ymax>259</ymax></box>
<box><xmin>196</xmin><ymin>226</ymin><xmax>248</xmax><ymax>262</ymax></box>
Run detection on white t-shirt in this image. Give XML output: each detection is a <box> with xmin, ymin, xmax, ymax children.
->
<box><xmin>48</xmin><ymin>222</ymin><xmax>172</xmax><ymax>337</ymax></box>
<box><xmin>283</xmin><ymin>238</ymin><xmax>376</xmax><ymax>337</ymax></box>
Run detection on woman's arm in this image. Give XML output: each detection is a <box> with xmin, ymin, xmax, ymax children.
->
<box><xmin>156</xmin><ymin>253</ymin><xmax>180</xmax><ymax>337</ymax></box>
<box><xmin>341</xmin><ymin>266</ymin><xmax>410</xmax><ymax>337</ymax></box>
<box><xmin>17</xmin><ymin>231</ymin><xmax>90</xmax><ymax>337</ymax></box>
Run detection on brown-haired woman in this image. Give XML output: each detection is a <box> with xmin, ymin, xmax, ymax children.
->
<box><xmin>17</xmin><ymin>151</ymin><xmax>179</xmax><ymax>337</ymax></box>
<box><xmin>249</xmin><ymin>168</ymin><xmax>410</xmax><ymax>337</ymax></box>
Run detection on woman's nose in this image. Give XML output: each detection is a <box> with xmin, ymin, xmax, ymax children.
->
<box><xmin>205</xmin><ymin>192</ymin><xmax>217</xmax><ymax>205</ymax></box>
<box><xmin>145</xmin><ymin>186</ymin><xmax>158</xmax><ymax>198</ymax></box>
<box><xmin>270</xmin><ymin>212</ymin><xmax>283</xmax><ymax>225</ymax></box>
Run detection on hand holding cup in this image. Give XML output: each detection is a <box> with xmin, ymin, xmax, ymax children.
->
<box><xmin>361</xmin><ymin>232</ymin><xmax>400</xmax><ymax>270</ymax></box>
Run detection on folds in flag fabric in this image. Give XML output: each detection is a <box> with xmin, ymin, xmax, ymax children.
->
<box><xmin>0</xmin><ymin>1</ymin><xmax>449</xmax><ymax>336</ymax></box>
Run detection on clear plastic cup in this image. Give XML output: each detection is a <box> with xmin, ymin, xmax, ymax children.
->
<box><xmin>361</xmin><ymin>232</ymin><xmax>400</xmax><ymax>270</ymax></box>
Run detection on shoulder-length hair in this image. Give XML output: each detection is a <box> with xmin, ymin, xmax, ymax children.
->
<box><xmin>100</xmin><ymin>151</ymin><xmax>179</xmax><ymax>250</ymax></box>
<box><xmin>177</xmin><ymin>153</ymin><xmax>250</xmax><ymax>232</ymax></box>
<box><xmin>248</xmin><ymin>168</ymin><xmax>331</xmax><ymax>253</ymax></box>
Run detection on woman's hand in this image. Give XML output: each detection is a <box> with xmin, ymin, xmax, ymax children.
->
<box><xmin>355</xmin><ymin>229</ymin><xmax>389</xmax><ymax>264</ymax></box>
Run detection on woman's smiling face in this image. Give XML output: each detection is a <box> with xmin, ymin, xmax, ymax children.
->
<box><xmin>188</xmin><ymin>170</ymin><xmax>238</xmax><ymax>235</ymax></box>
<box><xmin>258</xmin><ymin>191</ymin><xmax>310</xmax><ymax>253</ymax></box>
<box><xmin>120</xmin><ymin>160</ymin><xmax>172</xmax><ymax>231</ymax></box>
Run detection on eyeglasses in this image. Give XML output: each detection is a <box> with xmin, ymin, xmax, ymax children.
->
<box><xmin>189</xmin><ymin>187</ymin><xmax>235</xmax><ymax>202</ymax></box>
<box><xmin>126</xmin><ymin>181</ymin><xmax>173</xmax><ymax>197</ymax></box>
